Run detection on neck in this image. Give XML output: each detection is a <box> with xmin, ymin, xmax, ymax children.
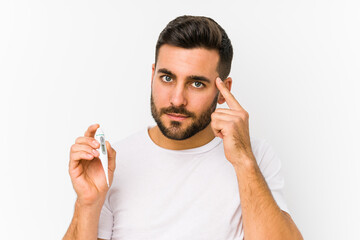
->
<box><xmin>148</xmin><ymin>124</ymin><xmax>215</xmax><ymax>150</ymax></box>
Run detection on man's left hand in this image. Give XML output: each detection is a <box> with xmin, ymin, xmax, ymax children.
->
<box><xmin>211</xmin><ymin>77</ymin><xmax>255</xmax><ymax>166</ymax></box>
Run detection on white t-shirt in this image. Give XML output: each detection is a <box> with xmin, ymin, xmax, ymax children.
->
<box><xmin>98</xmin><ymin>126</ymin><xmax>289</xmax><ymax>240</ymax></box>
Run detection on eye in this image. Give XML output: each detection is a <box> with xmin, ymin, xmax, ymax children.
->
<box><xmin>191</xmin><ymin>81</ymin><xmax>205</xmax><ymax>88</ymax></box>
<box><xmin>161</xmin><ymin>75</ymin><xmax>172</xmax><ymax>82</ymax></box>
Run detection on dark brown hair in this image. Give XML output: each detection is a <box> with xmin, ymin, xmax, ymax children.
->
<box><xmin>155</xmin><ymin>15</ymin><xmax>233</xmax><ymax>80</ymax></box>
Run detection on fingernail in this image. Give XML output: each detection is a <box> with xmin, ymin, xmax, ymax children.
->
<box><xmin>216</xmin><ymin>77</ymin><xmax>222</xmax><ymax>83</ymax></box>
<box><xmin>92</xmin><ymin>149</ymin><xmax>98</xmax><ymax>155</ymax></box>
<box><xmin>92</xmin><ymin>140</ymin><xmax>98</xmax><ymax>147</ymax></box>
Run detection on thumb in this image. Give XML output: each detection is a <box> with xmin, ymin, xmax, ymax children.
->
<box><xmin>105</xmin><ymin>141</ymin><xmax>116</xmax><ymax>179</ymax></box>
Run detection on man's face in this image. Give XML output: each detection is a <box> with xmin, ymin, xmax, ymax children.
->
<box><xmin>150</xmin><ymin>44</ymin><xmax>221</xmax><ymax>140</ymax></box>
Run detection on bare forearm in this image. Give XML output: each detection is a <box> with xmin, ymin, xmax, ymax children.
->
<box><xmin>63</xmin><ymin>198</ymin><xmax>104</xmax><ymax>240</ymax></box>
<box><xmin>233</xmin><ymin>157</ymin><xmax>303</xmax><ymax>240</ymax></box>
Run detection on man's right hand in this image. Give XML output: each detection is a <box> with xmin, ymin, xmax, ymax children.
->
<box><xmin>68</xmin><ymin>123</ymin><xmax>116</xmax><ymax>207</ymax></box>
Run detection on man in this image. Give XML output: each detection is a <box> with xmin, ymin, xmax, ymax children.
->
<box><xmin>64</xmin><ymin>15</ymin><xmax>303</xmax><ymax>240</ymax></box>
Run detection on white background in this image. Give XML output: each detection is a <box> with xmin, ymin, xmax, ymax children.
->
<box><xmin>0</xmin><ymin>0</ymin><xmax>359</xmax><ymax>239</ymax></box>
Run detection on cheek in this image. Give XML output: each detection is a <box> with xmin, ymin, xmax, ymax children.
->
<box><xmin>152</xmin><ymin>83</ymin><xmax>169</xmax><ymax>105</ymax></box>
<box><xmin>189</xmin><ymin>92</ymin><xmax>217</xmax><ymax>112</ymax></box>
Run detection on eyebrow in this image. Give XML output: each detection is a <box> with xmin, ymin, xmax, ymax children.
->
<box><xmin>157</xmin><ymin>68</ymin><xmax>211</xmax><ymax>83</ymax></box>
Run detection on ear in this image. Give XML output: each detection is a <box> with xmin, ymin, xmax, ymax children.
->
<box><xmin>151</xmin><ymin>63</ymin><xmax>155</xmax><ymax>86</ymax></box>
<box><xmin>217</xmin><ymin>77</ymin><xmax>232</xmax><ymax>104</ymax></box>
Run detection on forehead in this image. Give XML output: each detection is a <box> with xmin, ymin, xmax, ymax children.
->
<box><xmin>156</xmin><ymin>44</ymin><xmax>220</xmax><ymax>77</ymax></box>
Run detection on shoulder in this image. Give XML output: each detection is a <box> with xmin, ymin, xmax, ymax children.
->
<box><xmin>250</xmin><ymin>138</ymin><xmax>281</xmax><ymax>167</ymax></box>
<box><xmin>111</xmin><ymin>128</ymin><xmax>147</xmax><ymax>153</ymax></box>
<box><xmin>250</xmin><ymin>138</ymin><xmax>269</xmax><ymax>158</ymax></box>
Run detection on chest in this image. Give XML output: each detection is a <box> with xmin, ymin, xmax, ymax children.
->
<box><xmin>108</xmin><ymin>154</ymin><xmax>243</xmax><ymax>239</ymax></box>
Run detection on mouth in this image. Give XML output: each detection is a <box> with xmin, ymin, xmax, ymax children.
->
<box><xmin>166</xmin><ymin>113</ymin><xmax>189</xmax><ymax>121</ymax></box>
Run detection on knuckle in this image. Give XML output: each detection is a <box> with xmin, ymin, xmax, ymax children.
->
<box><xmin>238</xmin><ymin>113</ymin><xmax>246</xmax><ymax>120</ymax></box>
<box><xmin>70</xmin><ymin>151</ymin><xmax>78</xmax><ymax>160</ymax></box>
<box><xmin>211</xmin><ymin>112</ymin><xmax>218</xmax><ymax>119</ymax></box>
<box><xmin>229</xmin><ymin>121</ymin><xmax>237</xmax><ymax>128</ymax></box>
<box><xmin>70</xmin><ymin>144</ymin><xmax>76</xmax><ymax>152</ymax></box>
<box><xmin>75</xmin><ymin>136</ymin><xmax>82</xmax><ymax>143</ymax></box>
<box><xmin>235</xmin><ymin>117</ymin><xmax>242</xmax><ymax>124</ymax></box>
<box><xmin>243</xmin><ymin>111</ymin><xmax>249</xmax><ymax>118</ymax></box>
<box><xmin>210</xmin><ymin>118</ymin><xmax>216</xmax><ymax>126</ymax></box>
<box><xmin>88</xmin><ymin>137</ymin><xmax>95</xmax><ymax>145</ymax></box>
<box><xmin>83</xmin><ymin>152</ymin><xmax>91</xmax><ymax>159</ymax></box>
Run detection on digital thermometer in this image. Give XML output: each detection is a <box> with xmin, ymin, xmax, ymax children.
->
<box><xmin>94</xmin><ymin>128</ymin><xmax>109</xmax><ymax>187</ymax></box>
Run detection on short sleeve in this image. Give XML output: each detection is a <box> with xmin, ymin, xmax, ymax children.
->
<box><xmin>97</xmin><ymin>193</ymin><xmax>114</xmax><ymax>239</ymax></box>
<box><xmin>254</xmin><ymin>139</ymin><xmax>290</xmax><ymax>215</ymax></box>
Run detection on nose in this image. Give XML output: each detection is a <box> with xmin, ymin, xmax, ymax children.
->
<box><xmin>170</xmin><ymin>84</ymin><xmax>187</xmax><ymax>107</ymax></box>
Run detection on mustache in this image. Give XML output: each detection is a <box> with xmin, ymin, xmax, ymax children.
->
<box><xmin>160</xmin><ymin>106</ymin><xmax>196</xmax><ymax>118</ymax></box>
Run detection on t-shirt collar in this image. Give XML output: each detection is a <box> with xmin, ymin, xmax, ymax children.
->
<box><xmin>145</xmin><ymin>126</ymin><xmax>222</xmax><ymax>154</ymax></box>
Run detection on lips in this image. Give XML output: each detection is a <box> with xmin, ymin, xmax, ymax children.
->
<box><xmin>167</xmin><ymin>113</ymin><xmax>188</xmax><ymax>117</ymax></box>
<box><xmin>166</xmin><ymin>113</ymin><xmax>189</xmax><ymax>121</ymax></box>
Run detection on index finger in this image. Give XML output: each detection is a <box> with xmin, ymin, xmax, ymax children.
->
<box><xmin>215</xmin><ymin>77</ymin><xmax>244</xmax><ymax>111</ymax></box>
<box><xmin>84</xmin><ymin>123</ymin><xmax>100</xmax><ymax>138</ymax></box>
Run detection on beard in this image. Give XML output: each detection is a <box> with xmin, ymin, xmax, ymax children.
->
<box><xmin>150</xmin><ymin>92</ymin><xmax>219</xmax><ymax>140</ymax></box>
